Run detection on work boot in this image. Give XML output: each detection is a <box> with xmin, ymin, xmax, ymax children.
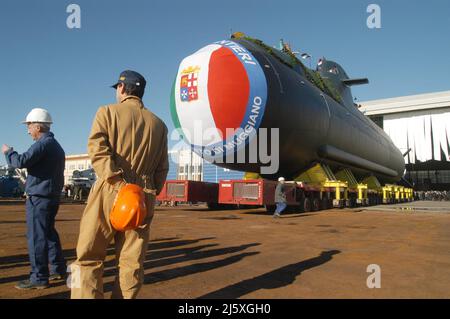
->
<box><xmin>15</xmin><ymin>280</ymin><xmax>49</xmax><ymax>290</ymax></box>
<box><xmin>49</xmin><ymin>273</ymin><xmax>67</xmax><ymax>281</ymax></box>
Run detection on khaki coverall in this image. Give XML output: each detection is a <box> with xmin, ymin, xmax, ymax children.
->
<box><xmin>70</xmin><ymin>96</ymin><xmax>169</xmax><ymax>299</ymax></box>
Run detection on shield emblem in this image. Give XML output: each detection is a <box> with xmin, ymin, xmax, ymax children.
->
<box><xmin>180</xmin><ymin>67</ymin><xmax>199</xmax><ymax>102</ymax></box>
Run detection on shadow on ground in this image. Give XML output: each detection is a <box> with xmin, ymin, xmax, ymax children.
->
<box><xmin>32</xmin><ymin>237</ymin><xmax>261</xmax><ymax>299</ymax></box>
<box><xmin>0</xmin><ymin>237</ymin><xmax>183</xmax><ymax>280</ymax></box>
<box><xmin>198</xmin><ymin>249</ymin><xmax>341</xmax><ymax>298</ymax></box>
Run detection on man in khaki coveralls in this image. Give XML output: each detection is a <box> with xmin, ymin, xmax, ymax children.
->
<box><xmin>71</xmin><ymin>70</ymin><xmax>169</xmax><ymax>299</ymax></box>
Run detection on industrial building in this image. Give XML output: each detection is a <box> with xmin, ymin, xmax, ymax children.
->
<box><xmin>360</xmin><ymin>90</ymin><xmax>450</xmax><ymax>190</ymax></box>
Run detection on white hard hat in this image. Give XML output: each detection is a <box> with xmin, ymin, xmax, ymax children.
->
<box><xmin>22</xmin><ymin>108</ymin><xmax>53</xmax><ymax>124</ymax></box>
<box><xmin>278</xmin><ymin>177</ymin><xmax>285</xmax><ymax>182</ymax></box>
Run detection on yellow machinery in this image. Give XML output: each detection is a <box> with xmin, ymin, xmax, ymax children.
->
<box><xmin>335</xmin><ymin>168</ymin><xmax>368</xmax><ymax>206</ymax></box>
<box><xmin>244</xmin><ymin>164</ymin><xmax>414</xmax><ymax>208</ymax></box>
<box><xmin>295</xmin><ymin>163</ymin><xmax>348</xmax><ymax>208</ymax></box>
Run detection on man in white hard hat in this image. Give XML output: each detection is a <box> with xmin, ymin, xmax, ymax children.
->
<box><xmin>273</xmin><ymin>177</ymin><xmax>287</xmax><ymax>218</ymax></box>
<box><xmin>2</xmin><ymin>108</ymin><xmax>66</xmax><ymax>290</ymax></box>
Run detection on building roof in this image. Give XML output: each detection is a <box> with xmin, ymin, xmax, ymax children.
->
<box><xmin>66</xmin><ymin>154</ymin><xmax>89</xmax><ymax>160</ymax></box>
<box><xmin>359</xmin><ymin>90</ymin><xmax>450</xmax><ymax>116</ymax></box>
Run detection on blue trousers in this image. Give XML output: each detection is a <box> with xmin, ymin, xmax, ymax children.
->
<box><xmin>275</xmin><ymin>202</ymin><xmax>287</xmax><ymax>214</ymax></box>
<box><xmin>26</xmin><ymin>196</ymin><xmax>66</xmax><ymax>284</ymax></box>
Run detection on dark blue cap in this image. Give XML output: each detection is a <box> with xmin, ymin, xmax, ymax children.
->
<box><xmin>111</xmin><ymin>70</ymin><xmax>147</xmax><ymax>89</ymax></box>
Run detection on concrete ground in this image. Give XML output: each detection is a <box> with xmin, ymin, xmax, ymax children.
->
<box><xmin>0</xmin><ymin>201</ymin><xmax>449</xmax><ymax>299</ymax></box>
<box><xmin>362</xmin><ymin>200</ymin><xmax>450</xmax><ymax>213</ymax></box>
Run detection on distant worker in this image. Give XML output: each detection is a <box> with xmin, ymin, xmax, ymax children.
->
<box><xmin>273</xmin><ymin>177</ymin><xmax>287</xmax><ymax>218</ymax></box>
<box><xmin>2</xmin><ymin>108</ymin><xmax>66</xmax><ymax>289</ymax></box>
<box><xmin>70</xmin><ymin>70</ymin><xmax>169</xmax><ymax>299</ymax></box>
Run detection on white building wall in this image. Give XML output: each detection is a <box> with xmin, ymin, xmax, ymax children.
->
<box><xmin>383</xmin><ymin>108</ymin><xmax>450</xmax><ymax>164</ymax></box>
<box><xmin>177</xmin><ymin>149</ymin><xmax>203</xmax><ymax>181</ymax></box>
<box><xmin>64</xmin><ymin>154</ymin><xmax>92</xmax><ymax>185</ymax></box>
<box><xmin>360</xmin><ymin>91</ymin><xmax>450</xmax><ymax>166</ymax></box>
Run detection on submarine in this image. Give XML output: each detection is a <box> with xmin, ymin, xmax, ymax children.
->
<box><xmin>170</xmin><ymin>33</ymin><xmax>405</xmax><ymax>183</ymax></box>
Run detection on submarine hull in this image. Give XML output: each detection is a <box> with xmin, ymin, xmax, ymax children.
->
<box><xmin>170</xmin><ymin>38</ymin><xmax>405</xmax><ymax>183</ymax></box>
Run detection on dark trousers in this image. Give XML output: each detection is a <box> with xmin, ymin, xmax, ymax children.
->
<box><xmin>26</xmin><ymin>196</ymin><xmax>66</xmax><ymax>284</ymax></box>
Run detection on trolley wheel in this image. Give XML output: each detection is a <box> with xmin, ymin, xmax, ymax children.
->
<box><xmin>321</xmin><ymin>198</ymin><xmax>329</xmax><ymax>210</ymax></box>
<box><xmin>303</xmin><ymin>197</ymin><xmax>312</xmax><ymax>212</ymax></box>
<box><xmin>207</xmin><ymin>202</ymin><xmax>219</xmax><ymax>210</ymax></box>
<box><xmin>312</xmin><ymin>198</ymin><xmax>321</xmax><ymax>211</ymax></box>
<box><xmin>328</xmin><ymin>199</ymin><xmax>334</xmax><ymax>209</ymax></box>
<box><xmin>334</xmin><ymin>199</ymin><xmax>345</xmax><ymax>209</ymax></box>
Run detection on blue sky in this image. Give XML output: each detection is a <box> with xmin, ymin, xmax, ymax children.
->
<box><xmin>1</xmin><ymin>0</ymin><xmax>449</xmax><ymax>165</ymax></box>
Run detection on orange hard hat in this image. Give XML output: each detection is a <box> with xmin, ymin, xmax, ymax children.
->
<box><xmin>110</xmin><ymin>184</ymin><xmax>147</xmax><ymax>232</ymax></box>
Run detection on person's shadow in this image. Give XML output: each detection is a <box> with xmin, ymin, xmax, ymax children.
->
<box><xmin>199</xmin><ymin>250</ymin><xmax>341</xmax><ymax>299</ymax></box>
<box><xmin>32</xmin><ymin>237</ymin><xmax>260</xmax><ymax>299</ymax></box>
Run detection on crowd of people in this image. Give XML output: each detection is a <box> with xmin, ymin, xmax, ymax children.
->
<box><xmin>414</xmin><ymin>190</ymin><xmax>450</xmax><ymax>201</ymax></box>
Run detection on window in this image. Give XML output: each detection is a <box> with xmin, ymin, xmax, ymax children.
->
<box><xmin>439</xmin><ymin>170</ymin><xmax>450</xmax><ymax>183</ymax></box>
<box><xmin>369</xmin><ymin>116</ymin><xmax>384</xmax><ymax>129</ymax></box>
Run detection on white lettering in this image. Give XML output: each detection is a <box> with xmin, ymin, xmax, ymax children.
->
<box><xmin>178</xmin><ymin>303</ymin><xmax>212</xmax><ymax>316</ymax></box>
<box><xmin>367</xmin><ymin>4</ymin><xmax>381</xmax><ymax>29</ymax></box>
<box><xmin>66</xmin><ymin>4</ymin><xmax>81</xmax><ymax>29</ymax></box>
<box><xmin>366</xmin><ymin>264</ymin><xmax>381</xmax><ymax>288</ymax></box>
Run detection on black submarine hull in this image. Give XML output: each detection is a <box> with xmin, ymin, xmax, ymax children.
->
<box><xmin>171</xmin><ymin>38</ymin><xmax>405</xmax><ymax>183</ymax></box>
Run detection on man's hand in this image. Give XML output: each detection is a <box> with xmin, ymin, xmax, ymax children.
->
<box><xmin>108</xmin><ymin>175</ymin><xmax>124</xmax><ymax>184</ymax></box>
<box><xmin>107</xmin><ymin>174</ymin><xmax>126</xmax><ymax>191</ymax></box>
<box><xmin>1</xmin><ymin>144</ymin><xmax>12</xmax><ymax>154</ymax></box>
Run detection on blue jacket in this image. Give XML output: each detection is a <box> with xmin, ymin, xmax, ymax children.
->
<box><xmin>5</xmin><ymin>132</ymin><xmax>65</xmax><ymax>198</ymax></box>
